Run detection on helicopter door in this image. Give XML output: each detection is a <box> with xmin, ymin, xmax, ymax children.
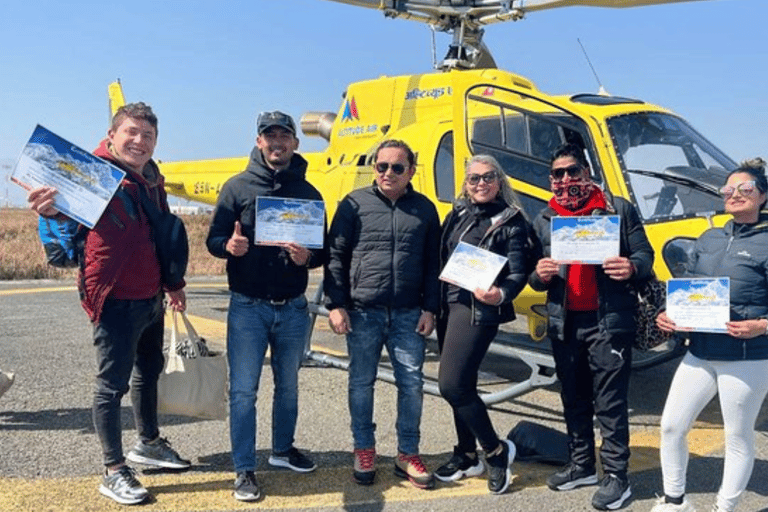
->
<box><xmin>454</xmin><ymin>85</ymin><xmax>599</xmax><ymax>220</ymax></box>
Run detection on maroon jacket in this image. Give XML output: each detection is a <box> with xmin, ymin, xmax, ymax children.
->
<box><xmin>79</xmin><ymin>141</ymin><xmax>184</xmax><ymax>323</ymax></box>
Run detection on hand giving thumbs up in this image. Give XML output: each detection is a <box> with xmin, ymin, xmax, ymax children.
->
<box><xmin>226</xmin><ymin>221</ymin><xmax>249</xmax><ymax>257</ymax></box>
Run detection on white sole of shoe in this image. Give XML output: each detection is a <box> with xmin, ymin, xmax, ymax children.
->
<box><xmin>268</xmin><ymin>455</ymin><xmax>316</xmax><ymax>473</ymax></box>
<box><xmin>434</xmin><ymin>462</ymin><xmax>484</xmax><ymax>482</ymax></box>
<box><xmin>125</xmin><ymin>452</ymin><xmax>190</xmax><ymax>469</ymax></box>
<box><xmin>602</xmin><ymin>486</ymin><xmax>632</xmax><ymax>510</ymax></box>
<box><xmin>99</xmin><ymin>484</ymin><xmax>148</xmax><ymax>505</ymax></box>
<box><xmin>552</xmin><ymin>473</ymin><xmax>599</xmax><ymax>491</ymax></box>
<box><xmin>233</xmin><ymin>490</ymin><xmax>262</xmax><ymax>502</ymax></box>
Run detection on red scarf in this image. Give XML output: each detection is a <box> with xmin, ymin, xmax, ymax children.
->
<box><xmin>549</xmin><ymin>187</ymin><xmax>608</xmax><ymax>311</ymax></box>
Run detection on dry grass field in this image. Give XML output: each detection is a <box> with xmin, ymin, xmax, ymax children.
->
<box><xmin>0</xmin><ymin>208</ymin><xmax>225</xmax><ymax>280</ymax></box>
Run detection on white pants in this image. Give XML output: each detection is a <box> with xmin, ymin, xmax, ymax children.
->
<box><xmin>659</xmin><ymin>352</ymin><xmax>768</xmax><ymax>511</ymax></box>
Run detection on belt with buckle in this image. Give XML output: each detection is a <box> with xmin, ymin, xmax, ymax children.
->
<box><xmin>262</xmin><ymin>297</ymin><xmax>289</xmax><ymax>306</ymax></box>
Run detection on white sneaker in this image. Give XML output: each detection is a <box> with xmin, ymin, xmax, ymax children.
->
<box><xmin>650</xmin><ymin>495</ymin><xmax>696</xmax><ymax>512</ymax></box>
<box><xmin>0</xmin><ymin>371</ymin><xmax>14</xmax><ymax>399</ymax></box>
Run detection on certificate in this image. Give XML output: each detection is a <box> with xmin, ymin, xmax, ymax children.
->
<box><xmin>551</xmin><ymin>215</ymin><xmax>620</xmax><ymax>264</ymax></box>
<box><xmin>439</xmin><ymin>241</ymin><xmax>508</xmax><ymax>292</ymax></box>
<box><xmin>11</xmin><ymin>125</ymin><xmax>125</xmax><ymax>229</ymax></box>
<box><xmin>666</xmin><ymin>277</ymin><xmax>730</xmax><ymax>333</ymax></box>
<box><xmin>254</xmin><ymin>196</ymin><xmax>325</xmax><ymax>249</ymax></box>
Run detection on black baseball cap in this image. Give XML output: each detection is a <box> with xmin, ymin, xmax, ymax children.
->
<box><xmin>257</xmin><ymin>111</ymin><xmax>296</xmax><ymax>135</ymax></box>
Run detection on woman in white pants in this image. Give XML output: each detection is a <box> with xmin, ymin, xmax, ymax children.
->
<box><xmin>652</xmin><ymin>158</ymin><xmax>768</xmax><ymax>512</ymax></box>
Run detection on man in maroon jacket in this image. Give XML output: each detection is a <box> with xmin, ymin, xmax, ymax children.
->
<box><xmin>28</xmin><ymin>103</ymin><xmax>189</xmax><ymax>506</ymax></box>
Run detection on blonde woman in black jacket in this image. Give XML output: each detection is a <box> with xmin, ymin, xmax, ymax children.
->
<box><xmin>435</xmin><ymin>154</ymin><xmax>538</xmax><ymax>494</ymax></box>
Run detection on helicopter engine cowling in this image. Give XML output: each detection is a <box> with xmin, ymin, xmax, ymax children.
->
<box><xmin>301</xmin><ymin>111</ymin><xmax>336</xmax><ymax>141</ymax></box>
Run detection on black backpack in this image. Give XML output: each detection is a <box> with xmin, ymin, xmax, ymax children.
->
<box><xmin>135</xmin><ymin>187</ymin><xmax>189</xmax><ymax>288</ymax></box>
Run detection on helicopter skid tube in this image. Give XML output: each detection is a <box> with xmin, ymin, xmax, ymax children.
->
<box><xmin>303</xmin><ymin>287</ymin><xmax>684</xmax><ymax>404</ymax></box>
<box><xmin>304</xmin><ymin>288</ymin><xmax>558</xmax><ymax>404</ymax></box>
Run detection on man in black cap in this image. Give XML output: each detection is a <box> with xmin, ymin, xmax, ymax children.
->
<box><xmin>207</xmin><ymin>111</ymin><xmax>326</xmax><ymax>502</ymax></box>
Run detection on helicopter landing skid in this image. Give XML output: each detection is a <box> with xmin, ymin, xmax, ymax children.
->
<box><xmin>302</xmin><ymin>286</ymin><xmax>684</xmax><ymax>405</ymax></box>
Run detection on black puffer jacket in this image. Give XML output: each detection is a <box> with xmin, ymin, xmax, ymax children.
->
<box><xmin>528</xmin><ymin>196</ymin><xmax>654</xmax><ymax>342</ymax></box>
<box><xmin>324</xmin><ymin>183</ymin><xmax>441</xmax><ymax>313</ymax></box>
<box><xmin>686</xmin><ymin>214</ymin><xmax>768</xmax><ymax>361</ymax></box>
<box><xmin>206</xmin><ymin>147</ymin><xmax>326</xmax><ymax>300</ymax></box>
<box><xmin>440</xmin><ymin>199</ymin><xmax>540</xmax><ymax>326</ymax></box>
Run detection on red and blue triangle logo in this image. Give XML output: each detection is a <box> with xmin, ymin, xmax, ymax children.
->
<box><xmin>342</xmin><ymin>97</ymin><xmax>360</xmax><ymax>122</ymax></box>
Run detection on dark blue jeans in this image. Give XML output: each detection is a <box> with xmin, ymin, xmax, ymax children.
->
<box><xmin>227</xmin><ymin>292</ymin><xmax>309</xmax><ymax>472</ymax></box>
<box><xmin>92</xmin><ymin>295</ymin><xmax>165</xmax><ymax>467</ymax></box>
<box><xmin>346</xmin><ymin>307</ymin><xmax>425</xmax><ymax>455</ymax></box>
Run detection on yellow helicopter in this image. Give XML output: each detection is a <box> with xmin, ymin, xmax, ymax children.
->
<box><xmin>109</xmin><ymin>0</ymin><xmax>737</xmax><ymax>400</ymax></box>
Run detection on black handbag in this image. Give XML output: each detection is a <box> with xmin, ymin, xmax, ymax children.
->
<box><xmin>633</xmin><ymin>275</ymin><xmax>673</xmax><ymax>351</ymax></box>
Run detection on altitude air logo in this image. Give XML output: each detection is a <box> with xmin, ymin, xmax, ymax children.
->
<box><xmin>342</xmin><ymin>97</ymin><xmax>360</xmax><ymax>122</ymax></box>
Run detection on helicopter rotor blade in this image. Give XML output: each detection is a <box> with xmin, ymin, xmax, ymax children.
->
<box><xmin>320</xmin><ymin>0</ymin><xmax>715</xmax><ymax>69</ymax></box>
<box><xmin>321</xmin><ymin>0</ymin><xmax>713</xmax><ymax>22</ymax></box>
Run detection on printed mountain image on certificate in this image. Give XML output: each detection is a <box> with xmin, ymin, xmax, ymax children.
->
<box><xmin>11</xmin><ymin>125</ymin><xmax>125</xmax><ymax>229</ymax></box>
<box><xmin>439</xmin><ymin>241</ymin><xmax>508</xmax><ymax>292</ymax></box>
<box><xmin>254</xmin><ymin>196</ymin><xmax>325</xmax><ymax>249</ymax></box>
<box><xmin>666</xmin><ymin>277</ymin><xmax>730</xmax><ymax>333</ymax></box>
<box><xmin>551</xmin><ymin>215</ymin><xmax>620</xmax><ymax>264</ymax></box>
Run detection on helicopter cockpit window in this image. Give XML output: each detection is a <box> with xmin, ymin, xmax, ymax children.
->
<box><xmin>607</xmin><ymin>112</ymin><xmax>736</xmax><ymax>222</ymax></box>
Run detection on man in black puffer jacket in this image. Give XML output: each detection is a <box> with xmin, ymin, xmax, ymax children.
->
<box><xmin>324</xmin><ymin>139</ymin><xmax>440</xmax><ymax>490</ymax></box>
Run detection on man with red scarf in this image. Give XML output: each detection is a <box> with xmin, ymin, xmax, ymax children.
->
<box><xmin>28</xmin><ymin>103</ymin><xmax>189</xmax><ymax>506</ymax></box>
<box><xmin>529</xmin><ymin>143</ymin><xmax>653</xmax><ymax>511</ymax></box>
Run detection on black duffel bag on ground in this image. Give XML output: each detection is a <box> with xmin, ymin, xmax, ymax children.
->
<box><xmin>507</xmin><ymin>420</ymin><xmax>570</xmax><ymax>466</ymax></box>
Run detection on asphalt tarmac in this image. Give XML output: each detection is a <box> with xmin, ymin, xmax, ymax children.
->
<box><xmin>0</xmin><ymin>275</ymin><xmax>766</xmax><ymax>512</ymax></box>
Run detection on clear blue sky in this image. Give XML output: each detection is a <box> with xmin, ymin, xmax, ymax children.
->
<box><xmin>1</xmin><ymin>0</ymin><xmax>764</xmax><ymax>206</ymax></box>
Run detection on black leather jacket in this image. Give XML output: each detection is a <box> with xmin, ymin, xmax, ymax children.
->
<box><xmin>440</xmin><ymin>199</ymin><xmax>539</xmax><ymax>326</ymax></box>
<box><xmin>528</xmin><ymin>196</ymin><xmax>654</xmax><ymax>342</ymax></box>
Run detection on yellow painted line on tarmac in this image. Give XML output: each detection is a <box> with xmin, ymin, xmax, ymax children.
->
<box><xmin>0</xmin><ymin>427</ymin><xmax>726</xmax><ymax>512</ymax></box>
<box><xmin>169</xmin><ymin>311</ymin><xmax>347</xmax><ymax>357</ymax></box>
<box><xmin>0</xmin><ymin>281</ymin><xmax>227</xmax><ymax>297</ymax></box>
<box><xmin>0</xmin><ymin>467</ymin><xmax>491</xmax><ymax>512</ymax></box>
<box><xmin>0</xmin><ymin>282</ymin><xmax>727</xmax><ymax>509</ymax></box>
<box><xmin>0</xmin><ymin>285</ymin><xmax>77</xmax><ymax>296</ymax></box>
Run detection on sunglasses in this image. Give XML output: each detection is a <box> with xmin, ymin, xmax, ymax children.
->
<box><xmin>374</xmin><ymin>162</ymin><xmax>408</xmax><ymax>175</ymax></box>
<box><xmin>466</xmin><ymin>172</ymin><xmax>498</xmax><ymax>185</ymax></box>
<box><xmin>720</xmin><ymin>180</ymin><xmax>758</xmax><ymax>198</ymax></box>
<box><xmin>550</xmin><ymin>164</ymin><xmax>584</xmax><ymax>181</ymax></box>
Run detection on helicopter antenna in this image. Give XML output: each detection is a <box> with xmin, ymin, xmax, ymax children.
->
<box><xmin>577</xmin><ymin>38</ymin><xmax>608</xmax><ymax>96</ymax></box>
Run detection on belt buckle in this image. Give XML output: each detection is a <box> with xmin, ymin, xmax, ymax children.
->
<box><xmin>270</xmin><ymin>298</ymin><xmax>288</xmax><ymax>306</ymax></box>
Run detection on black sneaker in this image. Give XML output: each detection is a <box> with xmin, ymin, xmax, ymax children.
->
<box><xmin>486</xmin><ymin>440</ymin><xmax>516</xmax><ymax>494</ymax></box>
<box><xmin>233</xmin><ymin>471</ymin><xmax>262</xmax><ymax>502</ymax></box>
<box><xmin>268</xmin><ymin>447</ymin><xmax>317</xmax><ymax>473</ymax></box>
<box><xmin>592</xmin><ymin>473</ymin><xmax>632</xmax><ymax>510</ymax></box>
<box><xmin>435</xmin><ymin>448</ymin><xmax>484</xmax><ymax>482</ymax></box>
<box><xmin>99</xmin><ymin>466</ymin><xmax>149</xmax><ymax>505</ymax></box>
<box><xmin>126</xmin><ymin>437</ymin><xmax>191</xmax><ymax>469</ymax></box>
<box><xmin>546</xmin><ymin>461</ymin><xmax>598</xmax><ymax>491</ymax></box>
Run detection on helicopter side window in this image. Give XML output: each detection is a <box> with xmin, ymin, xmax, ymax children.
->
<box><xmin>434</xmin><ymin>131</ymin><xmax>455</xmax><ymax>203</ymax></box>
<box><xmin>470</xmin><ymin>114</ymin><xmax>597</xmax><ymax>192</ymax></box>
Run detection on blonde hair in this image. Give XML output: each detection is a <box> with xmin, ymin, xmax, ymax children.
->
<box><xmin>460</xmin><ymin>154</ymin><xmax>525</xmax><ymax>215</ymax></box>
